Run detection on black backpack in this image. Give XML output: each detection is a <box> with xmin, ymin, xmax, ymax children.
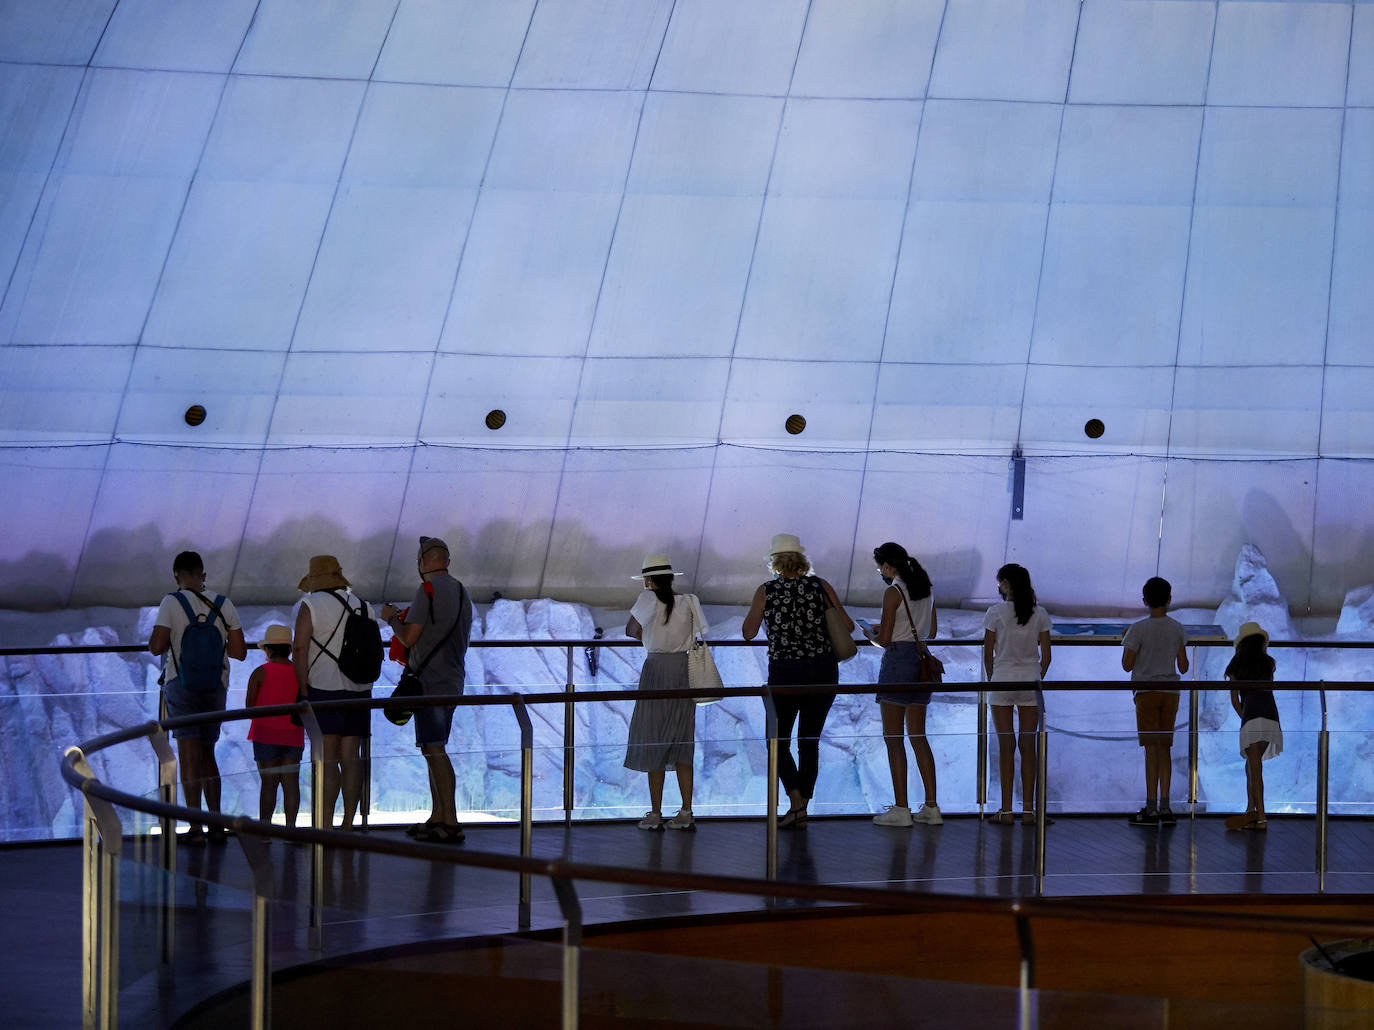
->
<box><xmin>170</xmin><ymin>591</ymin><xmax>228</xmax><ymax>690</ymax></box>
<box><xmin>314</xmin><ymin>589</ymin><xmax>383</xmax><ymax>684</ymax></box>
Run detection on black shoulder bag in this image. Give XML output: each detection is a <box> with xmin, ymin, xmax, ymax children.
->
<box><xmin>384</xmin><ymin>582</ymin><xmax>466</xmax><ymax>727</ymax></box>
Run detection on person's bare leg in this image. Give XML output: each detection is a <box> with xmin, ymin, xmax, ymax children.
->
<box><xmin>422</xmin><ymin>744</ymin><xmax>457</xmax><ymax>825</ymax></box>
<box><xmin>907</xmin><ymin>704</ymin><xmax>936</xmax><ymax>806</ymax></box>
<box><xmin>201</xmin><ymin>741</ymin><xmax>222</xmax><ymax>816</ymax></box>
<box><xmin>339</xmin><ymin>735</ymin><xmax>364</xmax><ymax>828</ymax></box>
<box><xmin>991</xmin><ymin>706</ymin><xmax>1015</xmax><ymax>813</ymax></box>
<box><xmin>646</xmin><ymin>769</ymin><xmax>666</xmax><ymax>814</ymax></box>
<box><xmin>1017</xmin><ymin>706</ymin><xmax>1039</xmax><ymax>817</ymax></box>
<box><xmin>1157</xmin><ymin>745</ymin><xmax>1173</xmax><ymax>805</ymax></box>
<box><xmin>880</xmin><ymin>703</ymin><xmax>909</xmax><ymax>808</ymax></box>
<box><xmin>674</xmin><ymin>761</ymin><xmax>694</xmax><ymax>811</ymax></box>
<box><xmin>321</xmin><ymin>734</ymin><xmax>343</xmax><ymax>829</ymax></box>
<box><xmin>280</xmin><ymin>765</ymin><xmax>301</xmax><ymax>827</ymax></box>
<box><xmin>1245</xmin><ymin>741</ymin><xmax>1268</xmax><ymax>816</ymax></box>
<box><xmin>257</xmin><ymin>766</ymin><xmax>278</xmax><ymax>822</ymax></box>
<box><xmin>177</xmin><ymin>739</ymin><xmax>204</xmax><ymax>817</ymax></box>
<box><xmin>1143</xmin><ymin>745</ymin><xmax>1160</xmax><ymax>805</ymax></box>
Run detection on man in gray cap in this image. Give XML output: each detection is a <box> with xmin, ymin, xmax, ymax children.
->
<box><xmin>380</xmin><ymin>537</ymin><xmax>473</xmax><ymax>843</ymax></box>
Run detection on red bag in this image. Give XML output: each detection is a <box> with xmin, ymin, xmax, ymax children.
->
<box><xmin>388</xmin><ymin>606</ymin><xmax>410</xmax><ymax>664</ymax></box>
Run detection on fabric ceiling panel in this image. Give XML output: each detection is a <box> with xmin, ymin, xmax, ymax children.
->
<box><xmin>92</xmin><ymin>0</ymin><xmax>257</xmax><ymax>73</ymax></box>
<box><xmin>1068</xmin><ymin>0</ymin><xmax>1214</xmax><ymax>106</ymax></box>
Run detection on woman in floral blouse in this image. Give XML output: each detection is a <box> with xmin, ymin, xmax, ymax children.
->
<box><xmin>743</xmin><ymin>534</ymin><xmax>854</xmax><ymax>829</ymax></box>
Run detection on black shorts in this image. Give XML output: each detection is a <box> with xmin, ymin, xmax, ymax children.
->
<box><xmin>307</xmin><ymin>686</ymin><xmax>372</xmax><ymax>738</ymax></box>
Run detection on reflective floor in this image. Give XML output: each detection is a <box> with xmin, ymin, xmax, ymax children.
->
<box><xmin>6</xmin><ymin>814</ymin><xmax>1372</xmax><ymax>1028</ymax></box>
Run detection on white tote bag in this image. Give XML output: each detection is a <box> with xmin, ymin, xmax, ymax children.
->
<box><xmin>685</xmin><ymin>594</ymin><xmax>723</xmax><ymax>705</ymax></box>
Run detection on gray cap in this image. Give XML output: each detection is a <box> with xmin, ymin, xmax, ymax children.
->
<box><xmin>417</xmin><ymin>536</ymin><xmax>450</xmax><ymax>561</ymax></box>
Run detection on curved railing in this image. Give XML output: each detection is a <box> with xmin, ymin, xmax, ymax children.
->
<box><xmin>60</xmin><ymin>681</ymin><xmax>1374</xmax><ymax>1029</ymax></box>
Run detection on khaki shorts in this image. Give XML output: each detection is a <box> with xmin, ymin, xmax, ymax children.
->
<box><xmin>1134</xmin><ymin>691</ymin><xmax>1180</xmax><ymax>747</ymax></box>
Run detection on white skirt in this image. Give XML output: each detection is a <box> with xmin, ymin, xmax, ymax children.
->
<box><xmin>1239</xmin><ymin>717</ymin><xmax>1282</xmax><ymax>759</ymax></box>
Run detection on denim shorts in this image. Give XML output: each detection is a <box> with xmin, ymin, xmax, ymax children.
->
<box><xmin>874</xmin><ymin>642</ymin><xmax>932</xmax><ymax>707</ymax></box>
<box><xmin>253</xmin><ymin>742</ymin><xmax>304</xmax><ymax>765</ymax></box>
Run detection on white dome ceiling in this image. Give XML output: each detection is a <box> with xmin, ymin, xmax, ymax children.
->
<box><xmin>0</xmin><ymin>0</ymin><xmax>1371</xmax><ymax>613</ymax></box>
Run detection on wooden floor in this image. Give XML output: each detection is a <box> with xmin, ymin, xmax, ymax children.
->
<box><xmin>5</xmin><ymin>814</ymin><xmax>1373</xmax><ymax>1028</ymax></box>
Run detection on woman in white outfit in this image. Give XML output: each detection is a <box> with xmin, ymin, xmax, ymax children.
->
<box><xmin>624</xmin><ymin>554</ymin><xmax>703</xmax><ymax>831</ymax></box>
<box><xmin>982</xmin><ymin>563</ymin><xmax>1051</xmax><ymax>825</ymax></box>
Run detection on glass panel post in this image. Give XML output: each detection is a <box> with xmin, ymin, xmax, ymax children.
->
<box><xmin>1317</xmin><ymin>688</ymin><xmax>1329</xmax><ymax>892</ymax></box>
<box><xmin>1034</xmin><ymin>688</ymin><xmax>1047</xmax><ymax>890</ymax></box>
<box><xmin>763</xmin><ymin>689</ymin><xmax>778</xmax><ymax>880</ymax></box>
<box><xmin>977</xmin><ymin>690</ymin><xmax>988</xmax><ymax>818</ymax></box>
<box><xmin>360</xmin><ymin>735</ymin><xmax>371</xmax><ymax>831</ymax></box>
<box><xmin>237</xmin><ymin>831</ymin><xmax>273</xmax><ymax>1030</ymax></box>
<box><xmin>147</xmin><ymin>726</ymin><xmax>177</xmax><ymax>964</ymax></box>
<box><xmin>1015</xmin><ymin>912</ymin><xmax>1034</xmax><ymax>1030</ymax></box>
<box><xmin>564</xmin><ymin>646</ymin><xmax>575</xmax><ymax>826</ymax></box>
<box><xmin>513</xmin><ymin>697</ymin><xmax>534</xmax><ymax>928</ymax></box>
<box><xmin>551</xmin><ymin>877</ymin><xmax>582</xmax><ymax>1030</ymax></box>
<box><xmin>300</xmin><ymin>704</ymin><xmax>326</xmax><ymax>952</ymax></box>
<box><xmin>70</xmin><ymin>749</ymin><xmax>122</xmax><ymax>1030</ymax></box>
<box><xmin>1188</xmin><ymin>647</ymin><xmax>1200</xmax><ymax>814</ymax></box>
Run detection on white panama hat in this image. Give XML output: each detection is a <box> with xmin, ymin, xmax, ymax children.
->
<box><xmin>767</xmin><ymin>533</ymin><xmax>806</xmax><ymax>558</ymax></box>
<box><xmin>635</xmin><ymin>554</ymin><xmax>683</xmax><ymax>578</ymax></box>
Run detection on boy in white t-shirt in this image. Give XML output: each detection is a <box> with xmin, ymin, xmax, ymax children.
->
<box><xmin>1121</xmin><ymin>576</ymin><xmax>1189</xmax><ymax>826</ymax></box>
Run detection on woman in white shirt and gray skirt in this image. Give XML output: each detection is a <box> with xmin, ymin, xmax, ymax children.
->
<box><xmin>625</xmin><ymin>554</ymin><xmax>704</xmax><ymax>832</ymax></box>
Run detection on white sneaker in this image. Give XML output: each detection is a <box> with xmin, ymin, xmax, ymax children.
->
<box><xmin>873</xmin><ymin>805</ymin><xmax>913</xmax><ymax>827</ymax></box>
<box><xmin>913</xmin><ymin>802</ymin><xmax>943</xmax><ymax>825</ymax></box>
<box><xmin>666</xmin><ymin>809</ymin><xmax>695</xmax><ymax>831</ymax></box>
<box><xmin>637</xmin><ymin>811</ymin><xmax>663</xmax><ymax>830</ymax></box>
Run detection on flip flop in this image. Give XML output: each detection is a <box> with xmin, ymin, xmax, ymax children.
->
<box><xmin>414</xmin><ymin>824</ymin><xmax>465</xmax><ymax>845</ymax></box>
<box><xmin>1224</xmin><ymin>812</ymin><xmax>1259</xmax><ymax>831</ymax></box>
<box><xmin>778</xmin><ymin>808</ymin><xmax>808</xmax><ymax>830</ymax></box>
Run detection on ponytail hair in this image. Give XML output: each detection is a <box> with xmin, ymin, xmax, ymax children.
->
<box><xmin>996</xmin><ymin>563</ymin><xmax>1036</xmax><ymax>626</ymax></box>
<box><xmin>872</xmin><ymin>541</ymin><xmax>932</xmax><ymax>601</ymax></box>
<box><xmin>646</xmin><ymin>573</ymin><xmax>676</xmax><ymax>623</ymax></box>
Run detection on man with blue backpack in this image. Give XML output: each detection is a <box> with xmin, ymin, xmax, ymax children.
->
<box><xmin>149</xmin><ymin>550</ymin><xmax>247</xmax><ymax>844</ymax></box>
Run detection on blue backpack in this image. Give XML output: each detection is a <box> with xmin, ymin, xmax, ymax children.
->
<box><xmin>171</xmin><ymin>591</ymin><xmax>228</xmax><ymax>690</ymax></box>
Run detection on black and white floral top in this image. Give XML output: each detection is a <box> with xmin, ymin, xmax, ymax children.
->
<box><xmin>762</xmin><ymin>576</ymin><xmax>832</xmax><ymax>660</ymax></box>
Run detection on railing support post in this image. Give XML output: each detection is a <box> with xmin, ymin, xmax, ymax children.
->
<box><xmin>514</xmin><ymin>697</ymin><xmax>535</xmax><ymax>929</ymax></box>
<box><xmin>70</xmin><ymin>749</ymin><xmax>122</xmax><ymax>1030</ymax></box>
<box><xmin>360</xmin><ymin>735</ymin><xmax>371</xmax><ymax>832</ymax></box>
<box><xmin>1317</xmin><ymin>688</ymin><xmax>1329</xmax><ymax>892</ymax></box>
<box><xmin>1015</xmin><ymin>910</ymin><xmax>1034</xmax><ymax>1030</ymax></box>
<box><xmin>1188</xmin><ymin>653</ymin><xmax>1200</xmax><ymax>816</ymax></box>
<box><xmin>763</xmin><ymin>689</ymin><xmax>778</xmax><ymax>881</ymax></box>
<box><xmin>237</xmin><ymin>829</ymin><xmax>274</xmax><ymax>1030</ymax></box>
<box><xmin>564</xmin><ymin>646</ymin><xmax>575</xmax><ymax>827</ymax></box>
<box><xmin>551</xmin><ymin>876</ymin><xmax>582</xmax><ymax>1030</ymax></box>
<box><xmin>1034</xmin><ymin>688</ymin><xmax>1047</xmax><ymax>893</ymax></box>
<box><xmin>299</xmin><ymin>705</ymin><xmax>326</xmax><ymax>952</ymax></box>
<box><xmin>977</xmin><ymin>689</ymin><xmax>988</xmax><ymax>818</ymax></box>
<box><xmin>148</xmin><ymin>726</ymin><xmax>178</xmax><ymax>964</ymax></box>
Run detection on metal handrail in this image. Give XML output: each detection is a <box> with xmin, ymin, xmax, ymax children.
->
<box><xmin>8</xmin><ymin>635</ymin><xmax>1374</xmax><ymax>658</ymax></box>
<box><xmin>60</xmin><ymin>692</ymin><xmax>1374</xmax><ymax>1030</ymax></box>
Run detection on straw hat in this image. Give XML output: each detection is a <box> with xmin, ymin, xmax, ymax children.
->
<box><xmin>635</xmin><ymin>554</ymin><xmax>683</xmax><ymax>579</ymax></box>
<box><xmin>767</xmin><ymin>533</ymin><xmax>806</xmax><ymax>558</ymax></box>
<box><xmin>298</xmin><ymin>555</ymin><xmax>349</xmax><ymax>592</ymax></box>
<box><xmin>259</xmin><ymin>624</ymin><xmax>292</xmax><ymax>649</ymax></box>
<box><xmin>1234</xmin><ymin>621</ymin><xmax>1269</xmax><ymax>650</ymax></box>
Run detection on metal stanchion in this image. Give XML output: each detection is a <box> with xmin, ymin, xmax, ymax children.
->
<box><xmin>1034</xmin><ymin>688</ymin><xmax>1047</xmax><ymax>893</ymax></box>
<box><xmin>360</xmin><ymin>735</ymin><xmax>371</xmax><ymax>831</ymax></box>
<box><xmin>148</xmin><ymin>726</ymin><xmax>178</xmax><ymax>965</ymax></box>
<box><xmin>514</xmin><ymin>696</ymin><xmax>534</xmax><ymax>929</ymax></box>
<box><xmin>564</xmin><ymin>646</ymin><xmax>575</xmax><ymax>827</ymax></box>
<box><xmin>237</xmin><ymin>831</ymin><xmax>274</xmax><ymax>1030</ymax></box>
<box><xmin>1317</xmin><ymin>688</ymin><xmax>1329</xmax><ymax>892</ymax></box>
<box><xmin>551</xmin><ymin>877</ymin><xmax>583</xmax><ymax>1030</ymax></box>
<box><xmin>1015</xmin><ymin>911</ymin><xmax>1035</xmax><ymax>1030</ymax></box>
<box><xmin>299</xmin><ymin>705</ymin><xmax>326</xmax><ymax>952</ymax></box>
<box><xmin>763</xmin><ymin>689</ymin><xmax>779</xmax><ymax>881</ymax></box>
<box><xmin>1188</xmin><ymin>645</ymin><xmax>1200</xmax><ymax>816</ymax></box>
<box><xmin>977</xmin><ymin>688</ymin><xmax>988</xmax><ymax>819</ymax></box>
<box><xmin>70</xmin><ymin>748</ymin><xmax>122</xmax><ymax>1030</ymax></box>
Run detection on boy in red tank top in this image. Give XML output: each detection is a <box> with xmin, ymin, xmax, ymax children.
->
<box><xmin>246</xmin><ymin>624</ymin><xmax>306</xmax><ymax>827</ymax></box>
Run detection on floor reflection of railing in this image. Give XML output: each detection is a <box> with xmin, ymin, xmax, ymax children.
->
<box><xmin>59</xmin><ymin>682</ymin><xmax>1374</xmax><ymax>1030</ymax></box>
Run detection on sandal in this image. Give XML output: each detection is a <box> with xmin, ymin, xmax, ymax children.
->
<box><xmin>1224</xmin><ymin>812</ymin><xmax>1259</xmax><ymax>831</ymax></box>
<box><xmin>991</xmin><ymin>810</ymin><xmax>1016</xmax><ymax>825</ymax></box>
<box><xmin>1245</xmin><ymin>817</ymin><xmax>1268</xmax><ymax>832</ymax></box>
<box><xmin>405</xmin><ymin>821</ymin><xmax>437</xmax><ymax>838</ymax></box>
<box><xmin>1022</xmin><ymin>811</ymin><xmax>1054</xmax><ymax>826</ymax></box>
<box><xmin>778</xmin><ymin>808</ymin><xmax>808</xmax><ymax>830</ymax></box>
<box><xmin>182</xmin><ymin>827</ymin><xmax>206</xmax><ymax>847</ymax></box>
<box><xmin>414</xmin><ymin>824</ymin><xmax>465</xmax><ymax>845</ymax></box>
